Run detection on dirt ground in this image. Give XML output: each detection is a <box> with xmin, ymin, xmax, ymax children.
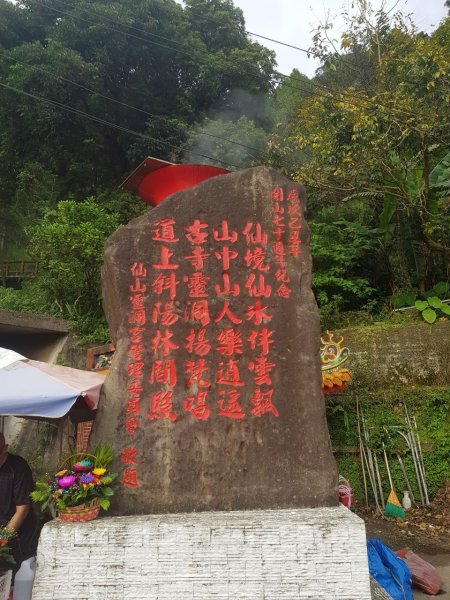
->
<box><xmin>357</xmin><ymin>481</ymin><xmax>450</xmax><ymax>597</ymax></box>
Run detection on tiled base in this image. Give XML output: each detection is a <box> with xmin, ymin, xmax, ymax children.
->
<box><xmin>33</xmin><ymin>506</ymin><xmax>370</xmax><ymax>599</ymax></box>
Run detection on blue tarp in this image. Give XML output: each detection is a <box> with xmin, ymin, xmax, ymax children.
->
<box><xmin>367</xmin><ymin>539</ymin><xmax>413</xmax><ymax>600</ymax></box>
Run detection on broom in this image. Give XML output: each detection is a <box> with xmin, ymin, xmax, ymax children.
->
<box><xmin>383</xmin><ymin>444</ymin><xmax>406</xmax><ymax>519</ymax></box>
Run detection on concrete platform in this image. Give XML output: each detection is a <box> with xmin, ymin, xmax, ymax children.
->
<box><xmin>33</xmin><ymin>506</ymin><xmax>370</xmax><ymax>599</ymax></box>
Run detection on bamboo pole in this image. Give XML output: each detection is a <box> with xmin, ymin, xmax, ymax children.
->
<box><xmin>356</xmin><ymin>397</ymin><xmax>369</xmax><ymax>509</ymax></box>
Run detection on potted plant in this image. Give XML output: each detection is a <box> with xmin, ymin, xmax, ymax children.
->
<box><xmin>31</xmin><ymin>443</ymin><xmax>117</xmax><ymax>522</ymax></box>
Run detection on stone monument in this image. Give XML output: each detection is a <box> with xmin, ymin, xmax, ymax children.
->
<box><xmin>93</xmin><ymin>165</ymin><xmax>337</xmax><ymax>513</ymax></box>
<box><xmin>33</xmin><ymin>166</ymin><xmax>371</xmax><ymax>600</ymax></box>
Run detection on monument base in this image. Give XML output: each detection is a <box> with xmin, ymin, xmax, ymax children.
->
<box><xmin>33</xmin><ymin>507</ymin><xmax>370</xmax><ymax>599</ymax></box>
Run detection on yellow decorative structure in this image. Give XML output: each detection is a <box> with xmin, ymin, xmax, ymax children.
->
<box><xmin>320</xmin><ymin>331</ymin><xmax>351</xmax><ymax>393</ymax></box>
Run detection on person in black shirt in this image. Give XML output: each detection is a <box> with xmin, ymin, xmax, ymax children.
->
<box><xmin>0</xmin><ymin>432</ymin><xmax>39</xmax><ymax>572</ymax></box>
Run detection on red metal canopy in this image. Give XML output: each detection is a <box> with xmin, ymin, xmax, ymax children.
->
<box><xmin>120</xmin><ymin>157</ymin><xmax>230</xmax><ymax>206</ymax></box>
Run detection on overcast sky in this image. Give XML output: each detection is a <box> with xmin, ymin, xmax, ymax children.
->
<box><xmin>232</xmin><ymin>0</ymin><xmax>448</xmax><ymax>77</ymax></box>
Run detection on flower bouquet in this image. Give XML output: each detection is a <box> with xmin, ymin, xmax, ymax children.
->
<box><xmin>0</xmin><ymin>528</ymin><xmax>15</xmax><ymax>566</ymax></box>
<box><xmin>31</xmin><ymin>443</ymin><xmax>117</xmax><ymax>522</ymax></box>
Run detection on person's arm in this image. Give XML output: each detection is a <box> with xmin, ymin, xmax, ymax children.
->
<box><xmin>7</xmin><ymin>504</ymin><xmax>30</xmax><ymax>533</ymax></box>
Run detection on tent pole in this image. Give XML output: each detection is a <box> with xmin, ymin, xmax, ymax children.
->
<box><xmin>58</xmin><ymin>418</ymin><xmax>64</xmax><ymax>461</ymax></box>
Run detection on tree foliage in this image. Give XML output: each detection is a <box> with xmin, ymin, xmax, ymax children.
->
<box><xmin>0</xmin><ymin>0</ymin><xmax>276</xmax><ymax>248</ymax></box>
<box><xmin>291</xmin><ymin>4</ymin><xmax>450</xmax><ymax>296</ymax></box>
<box><xmin>29</xmin><ymin>199</ymin><xmax>119</xmax><ymax>314</ymax></box>
<box><xmin>1</xmin><ymin>0</ymin><xmax>449</xmax><ymax>334</ymax></box>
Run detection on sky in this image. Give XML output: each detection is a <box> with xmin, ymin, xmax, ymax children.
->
<box><xmin>231</xmin><ymin>0</ymin><xmax>448</xmax><ymax>77</ymax></box>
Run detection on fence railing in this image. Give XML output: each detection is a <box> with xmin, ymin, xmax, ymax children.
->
<box><xmin>0</xmin><ymin>260</ymin><xmax>39</xmax><ymax>278</ymax></box>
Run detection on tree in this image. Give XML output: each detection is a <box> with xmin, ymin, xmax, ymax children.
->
<box><xmin>265</xmin><ymin>69</ymin><xmax>313</xmax><ymax>176</ymax></box>
<box><xmin>0</xmin><ymin>0</ymin><xmax>276</xmax><ymax>257</ymax></box>
<box><xmin>293</xmin><ymin>5</ymin><xmax>450</xmax><ymax>294</ymax></box>
<box><xmin>28</xmin><ymin>199</ymin><xmax>119</xmax><ymax>318</ymax></box>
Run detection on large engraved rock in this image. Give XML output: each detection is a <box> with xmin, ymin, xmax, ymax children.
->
<box><xmin>92</xmin><ymin>166</ymin><xmax>338</xmax><ymax>514</ymax></box>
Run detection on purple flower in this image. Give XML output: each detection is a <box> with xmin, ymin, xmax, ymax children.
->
<box><xmin>58</xmin><ymin>475</ymin><xmax>76</xmax><ymax>488</ymax></box>
<box><xmin>80</xmin><ymin>473</ymin><xmax>94</xmax><ymax>484</ymax></box>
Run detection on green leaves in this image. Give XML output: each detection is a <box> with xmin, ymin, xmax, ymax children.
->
<box><xmin>414</xmin><ymin>300</ymin><xmax>429</xmax><ymax>312</ymax></box>
<box><xmin>421</xmin><ymin>307</ymin><xmax>437</xmax><ymax>324</ymax></box>
<box><xmin>429</xmin><ymin>150</ymin><xmax>450</xmax><ymax>190</ymax></box>
<box><xmin>99</xmin><ymin>498</ymin><xmax>110</xmax><ymax>511</ymax></box>
<box><xmin>392</xmin><ymin>284</ymin><xmax>450</xmax><ymax>324</ymax></box>
<box><xmin>391</xmin><ymin>291</ymin><xmax>416</xmax><ymax>308</ymax></box>
<box><xmin>16</xmin><ymin>198</ymin><xmax>119</xmax><ymax>337</ymax></box>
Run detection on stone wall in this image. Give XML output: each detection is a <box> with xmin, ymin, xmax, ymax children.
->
<box><xmin>338</xmin><ymin>320</ymin><xmax>450</xmax><ymax>389</ymax></box>
<box><xmin>33</xmin><ymin>507</ymin><xmax>370</xmax><ymax>600</ymax></box>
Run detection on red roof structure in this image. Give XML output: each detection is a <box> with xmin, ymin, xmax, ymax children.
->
<box><xmin>120</xmin><ymin>157</ymin><xmax>230</xmax><ymax>206</ymax></box>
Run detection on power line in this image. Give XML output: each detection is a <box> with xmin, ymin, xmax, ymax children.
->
<box><xmin>0</xmin><ymin>81</ymin><xmax>243</xmax><ymax>170</ymax></box>
<box><xmin>0</xmin><ymin>51</ymin><xmax>263</xmax><ymax>156</ymax></box>
<box><xmin>30</xmin><ymin>0</ymin><xmax>419</xmax><ymax>120</ymax></box>
<box><xmin>53</xmin><ymin>0</ymin><xmax>318</xmax><ymax>59</ymax></box>
<box><xmin>31</xmin><ymin>0</ymin><xmax>200</xmax><ymax>58</ymax></box>
<box><xmin>181</xmin><ymin>3</ymin><xmax>317</xmax><ymax>57</ymax></box>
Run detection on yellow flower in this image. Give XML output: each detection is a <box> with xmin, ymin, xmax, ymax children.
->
<box><xmin>92</xmin><ymin>468</ymin><xmax>106</xmax><ymax>476</ymax></box>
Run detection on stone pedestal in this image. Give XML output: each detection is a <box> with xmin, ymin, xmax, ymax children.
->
<box><xmin>33</xmin><ymin>507</ymin><xmax>370</xmax><ymax>599</ymax></box>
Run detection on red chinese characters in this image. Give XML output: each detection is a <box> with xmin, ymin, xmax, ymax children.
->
<box><xmin>249</xmin><ymin>387</ymin><xmax>279</xmax><ymax>417</ymax></box>
<box><xmin>212</xmin><ymin>219</ymin><xmax>245</xmax><ymax>418</ymax></box>
<box><xmin>147</xmin><ymin>390</ymin><xmax>177</xmax><ymax>421</ymax></box>
<box><xmin>287</xmin><ymin>188</ymin><xmax>302</xmax><ymax>257</ymax></box>
<box><xmin>148</xmin><ymin>220</ymin><xmax>181</xmax><ymax>423</ymax></box>
<box><xmin>217</xmin><ymin>389</ymin><xmax>245</xmax><ymax>419</ymax></box>
<box><xmin>123</xmin><ymin>261</ymin><xmax>149</xmax><ymax>488</ymax></box>
<box><xmin>184</xmin><ymin>359</ymin><xmax>210</xmax><ymax>420</ymax></box>
<box><xmin>121</xmin><ymin>446</ymin><xmax>139</xmax><ymax>466</ymax></box>
<box><xmin>121</xmin><ymin>467</ymin><xmax>139</xmax><ymax>489</ymax></box>
<box><xmin>271</xmin><ymin>187</ymin><xmax>292</xmax><ymax>299</ymax></box>
<box><xmin>243</xmin><ymin>214</ymin><xmax>279</xmax><ymax>417</ymax></box>
<box><xmin>126</xmin><ymin>262</ymin><xmax>147</xmax><ymax>431</ymax></box>
<box><xmin>183</xmin><ymin>219</ymin><xmax>212</xmax><ymax>419</ymax></box>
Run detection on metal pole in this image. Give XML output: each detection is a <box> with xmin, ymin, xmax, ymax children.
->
<box><xmin>404</xmin><ymin>406</ymin><xmax>428</xmax><ymax>505</ymax></box>
<box><xmin>356</xmin><ymin>398</ymin><xmax>369</xmax><ymax>509</ymax></box>
<box><xmin>413</xmin><ymin>416</ymin><xmax>430</xmax><ymax>505</ymax></box>
<box><xmin>374</xmin><ymin>453</ymin><xmax>385</xmax><ymax>509</ymax></box>
<box><xmin>398</xmin><ymin>428</ymin><xmax>425</xmax><ymax>505</ymax></box>
<box><xmin>362</xmin><ymin>413</ymin><xmax>381</xmax><ymax>512</ymax></box>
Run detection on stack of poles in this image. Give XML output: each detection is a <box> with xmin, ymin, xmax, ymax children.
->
<box><xmin>390</xmin><ymin>431</ymin><xmax>417</xmax><ymax>507</ymax></box>
<box><xmin>392</xmin><ymin>405</ymin><xmax>429</xmax><ymax>506</ymax></box>
<box><xmin>357</xmin><ymin>398</ymin><xmax>383</xmax><ymax>512</ymax></box>
<box><xmin>356</xmin><ymin>397</ymin><xmax>430</xmax><ymax>510</ymax></box>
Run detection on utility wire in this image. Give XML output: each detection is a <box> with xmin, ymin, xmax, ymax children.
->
<box><xmin>52</xmin><ymin>0</ymin><xmax>319</xmax><ymax>58</ymax></box>
<box><xmin>181</xmin><ymin>3</ymin><xmax>318</xmax><ymax>57</ymax></box>
<box><xmin>30</xmin><ymin>0</ymin><xmax>419</xmax><ymax>120</ymax></box>
<box><xmin>0</xmin><ymin>81</ymin><xmax>243</xmax><ymax>169</ymax></box>
<box><xmin>0</xmin><ymin>51</ymin><xmax>262</xmax><ymax>155</ymax></box>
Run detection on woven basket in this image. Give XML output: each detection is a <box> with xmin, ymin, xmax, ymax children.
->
<box><xmin>59</xmin><ymin>498</ymin><xmax>100</xmax><ymax>523</ymax></box>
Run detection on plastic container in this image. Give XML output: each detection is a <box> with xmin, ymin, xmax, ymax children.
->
<box><xmin>402</xmin><ymin>491</ymin><xmax>412</xmax><ymax>510</ymax></box>
<box><xmin>12</xmin><ymin>557</ymin><xmax>36</xmax><ymax>600</ymax></box>
<box><xmin>338</xmin><ymin>476</ymin><xmax>354</xmax><ymax>509</ymax></box>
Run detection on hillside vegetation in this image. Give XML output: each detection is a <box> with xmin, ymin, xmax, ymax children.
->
<box><xmin>0</xmin><ymin>0</ymin><xmax>448</xmax><ymax>339</ymax></box>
